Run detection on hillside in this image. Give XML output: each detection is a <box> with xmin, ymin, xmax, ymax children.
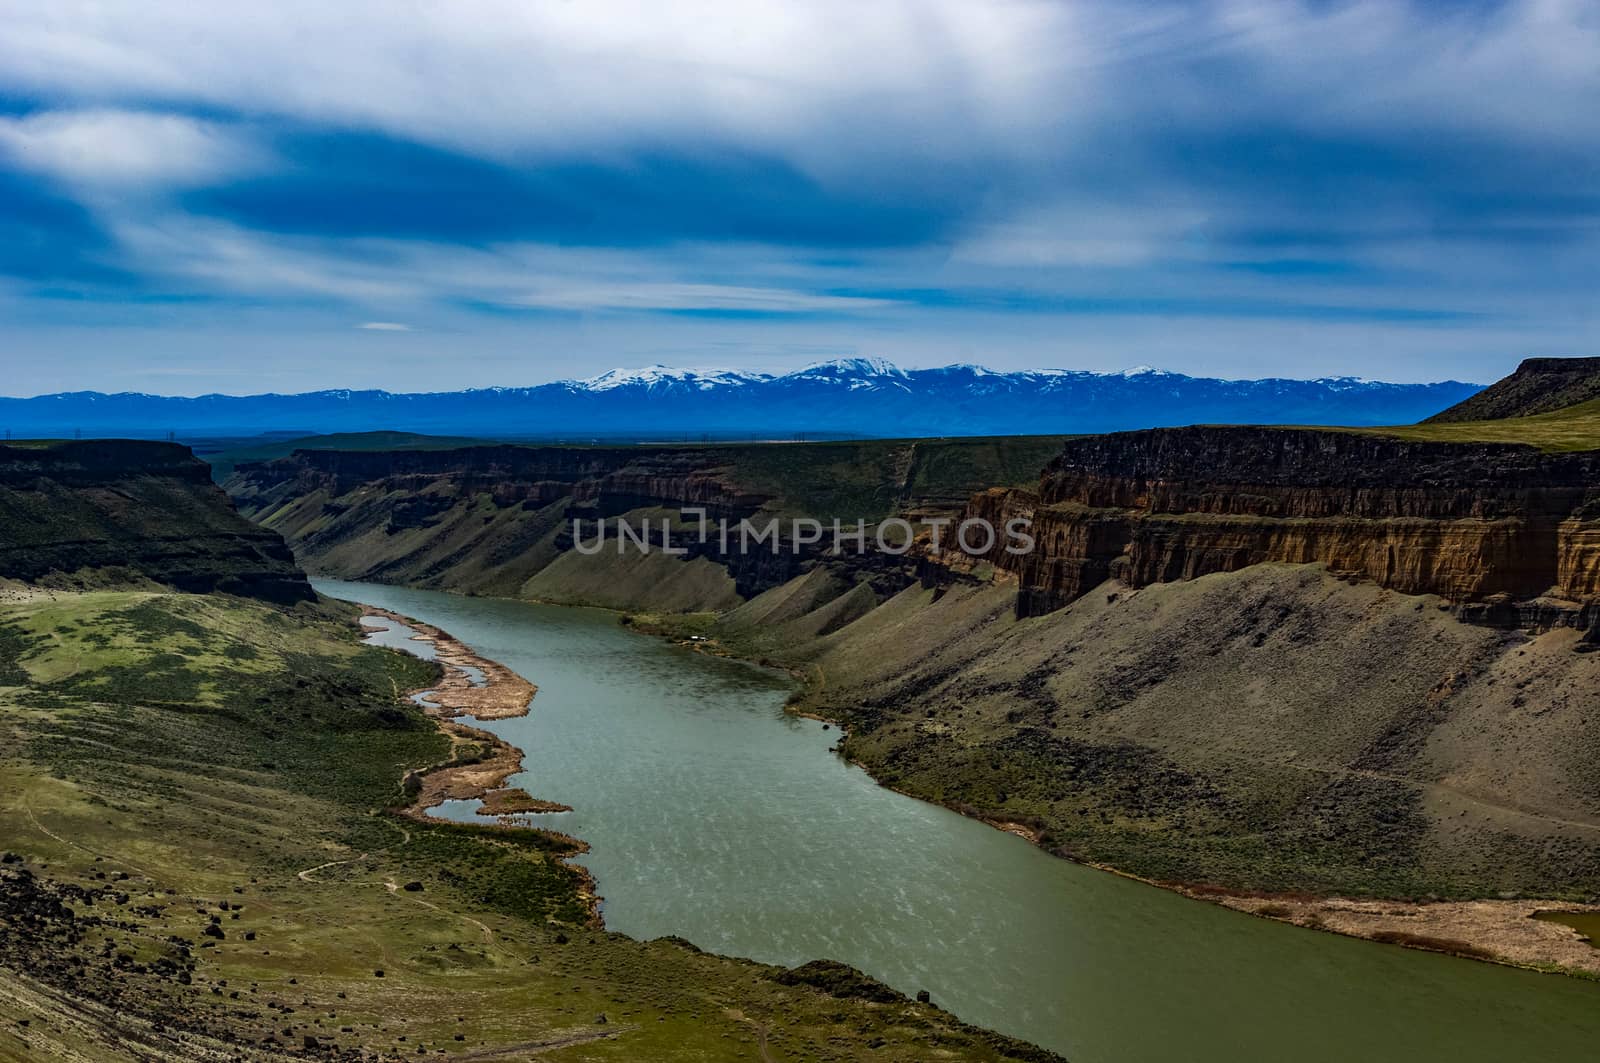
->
<box><xmin>224</xmin><ymin>435</ymin><xmax>1070</xmax><ymax>607</ymax></box>
<box><xmin>961</xmin><ymin>425</ymin><xmax>1600</xmax><ymax>624</ymax></box>
<box><xmin>1424</xmin><ymin>357</ymin><xmax>1600</xmax><ymax>424</ymax></box>
<box><xmin>691</xmin><ymin>565</ymin><xmax>1600</xmax><ymax>902</ymax></box>
<box><xmin>1</xmin><ymin>590</ymin><xmax>1054</xmax><ymax>1062</ymax></box>
<box><xmin>1359</xmin><ymin>397</ymin><xmax>1600</xmax><ymax>452</ymax></box>
<box><xmin>2</xmin><ymin>360</ymin><xmax>1481</xmax><ymax>439</ymax></box>
<box><xmin>0</xmin><ymin>439</ymin><xmax>312</xmax><ymax>602</ymax></box>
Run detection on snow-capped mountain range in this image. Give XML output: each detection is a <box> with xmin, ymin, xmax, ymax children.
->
<box><xmin>0</xmin><ymin>359</ymin><xmax>1482</xmax><ymax>441</ymax></box>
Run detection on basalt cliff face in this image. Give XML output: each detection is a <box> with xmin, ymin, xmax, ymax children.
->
<box><xmin>224</xmin><ymin>438</ymin><xmax>1063</xmax><ymax>608</ymax></box>
<box><xmin>0</xmin><ymin>440</ymin><xmax>313</xmax><ymax>602</ymax></box>
<box><xmin>947</xmin><ymin>427</ymin><xmax>1600</xmax><ymax>631</ymax></box>
<box><xmin>236</xmin><ymin>445</ymin><xmax>775</xmax><ymax>522</ymax></box>
<box><xmin>231</xmin><ymin>429</ymin><xmax>1600</xmax><ymax>635</ymax></box>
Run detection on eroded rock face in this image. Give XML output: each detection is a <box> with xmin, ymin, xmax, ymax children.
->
<box><xmin>238</xmin><ymin>446</ymin><xmax>772</xmax><ymax>521</ymax></box>
<box><xmin>950</xmin><ymin>427</ymin><xmax>1600</xmax><ymax>627</ymax></box>
<box><xmin>0</xmin><ymin>441</ymin><xmax>313</xmax><ymax>602</ymax></box>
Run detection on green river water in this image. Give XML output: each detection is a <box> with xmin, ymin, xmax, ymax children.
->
<box><xmin>317</xmin><ymin>579</ymin><xmax>1600</xmax><ymax>1062</ymax></box>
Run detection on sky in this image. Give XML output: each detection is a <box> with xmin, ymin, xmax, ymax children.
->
<box><xmin>0</xmin><ymin>0</ymin><xmax>1595</xmax><ymax>395</ymax></box>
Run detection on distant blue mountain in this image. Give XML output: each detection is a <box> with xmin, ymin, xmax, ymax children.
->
<box><xmin>0</xmin><ymin>359</ymin><xmax>1482</xmax><ymax>441</ymax></box>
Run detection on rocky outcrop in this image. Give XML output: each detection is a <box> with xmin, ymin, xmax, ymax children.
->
<box><xmin>236</xmin><ymin>445</ymin><xmax>773</xmax><ymax>522</ymax></box>
<box><xmin>0</xmin><ymin>440</ymin><xmax>313</xmax><ymax>602</ymax></box>
<box><xmin>1426</xmin><ymin>357</ymin><xmax>1600</xmax><ymax>423</ymax></box>
<box><xmin>223</xmin><ymin>439</ymin><xmax>1052</xmax><ymax>603</ymax></box>
<box><xmin>947</xmin><ymin>426</ymin><xmax>1600</xmax><ymax>629</ymax></box>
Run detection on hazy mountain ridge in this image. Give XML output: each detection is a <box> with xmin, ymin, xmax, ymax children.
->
<box><xmin>1</xmin><ymin>359</ymin><xmax>1482</xmax><ymax>439</ymax></box>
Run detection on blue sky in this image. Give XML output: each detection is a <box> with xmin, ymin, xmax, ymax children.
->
<box><xmin>0</xmin><ymin>0</ymin><xmax>1595</xmax><ymax>394</ymax></box>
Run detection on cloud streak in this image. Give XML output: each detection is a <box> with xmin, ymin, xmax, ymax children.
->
<box><xmin>0</xmin><ymin>1</ymin><xmax>1594</xmax><ymax>393</ymax></box>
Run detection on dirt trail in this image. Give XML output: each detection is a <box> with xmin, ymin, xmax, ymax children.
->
<box><xmin>22</xmin><ymin>801</ymin><xmax>165</xmax><ymax>885</ymax></box>
<box><xmin>382</xmin><ymin>878</ymin><xmax>498</xmax><ymax>946</ymax></box>
<box><xmin>454</xmin><ymin>1028</ymin><xmax>625</xmax><ymax>1059</ymax></box>
<box><xmin>296</xmin><ymin>855</ymin><xmax>366</xmax><ymax>882</ymax></box>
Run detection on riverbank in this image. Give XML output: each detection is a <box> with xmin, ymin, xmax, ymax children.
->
<box><xmin>357</xmin><ymin>607</ymin><xmax>593</xmax><ymax>915</ymax></box>
<box><xmin>623</xmin><ymin>614</ymin><xmax>1600</xmax><ymax>981</ymax></box>
<box><xmin>311</xmin><ymin>576</ymin><xmax>1600</xmax><ymax>1062</ymax></box>
<box><xmin>339</xmin><ymin>595</ymin><xmax>1078</xmax><ymax>1062</ymax></box>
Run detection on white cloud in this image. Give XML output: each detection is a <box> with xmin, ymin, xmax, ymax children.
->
<box><xmin>93</xmin><ymin>215</ymin><xmax>902</xmax><ymax>314</ymax></box>
<box><xmin>0</xmin><ymin>109</ymin><xmax>265</xmax><ymax>188</ymax></box>
<box><xmin>0</xmin><ymin>1</ymin><xmax>1591</xmax><ymax>173</ymax></box>
<box><xmin>357</xmin><ymin>321</ymin><xmax>413</xmax><ymax>331</ymax></box>
<box><xmin>506</xmin><ymin>282</ymin><xmax>897</xmax><ymax>313</ymax></box>
<box><xmin>952</xmin><ymin>203</ymin><xmax>1213</xmax><ymax>268</ymax></box>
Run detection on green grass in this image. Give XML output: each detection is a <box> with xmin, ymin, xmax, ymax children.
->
<box><xmin>0</xmin><ymin>589</ymin><xmax>1058</xmax><ymax>1062</ymax></box>
<box><xmin>1343</xmin><ymin>397</ymin><xmax>1600</xmax><ymax>452</ymax></box>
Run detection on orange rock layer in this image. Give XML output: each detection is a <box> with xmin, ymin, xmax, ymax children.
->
<box><xmin>950</xmin><ymin>427</ymin><xmax>1600</xmax><ymax>625</ymax></box>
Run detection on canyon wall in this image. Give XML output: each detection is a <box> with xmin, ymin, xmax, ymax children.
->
<box><xmin>224</xmin><ymin>438</ymin><xmax>1065</xmax><ymax>605</ymax></box>
<box><xmin>947</xmin><ymin>427</ymin><xmax>1600</xmax><ymax>629</ymax></box>
<box><xmin>228</xmin><ymin>427</ymin><xmax>1600</xmax><ymax>634</ymax></box>
<box><xmin>0</xmin><ymin>440</ymin><xmax>313</xmax><ymax>601</ymax></box>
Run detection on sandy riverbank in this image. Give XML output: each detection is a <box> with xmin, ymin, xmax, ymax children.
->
<box><xmin>358</xmin><ymin>608</ymin><xmax>592</xmax><ymax>916</ymax></box>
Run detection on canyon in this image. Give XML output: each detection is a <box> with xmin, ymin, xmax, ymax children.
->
<box><xmin>0</xmin><ymin>440</ymin><xmax>1057</xmax><ymax>1062</ymax></box>
<box><xmin>219</xmin><ymin>365</ymin><xmax>1600</xmax><ymax>922</ymax></box>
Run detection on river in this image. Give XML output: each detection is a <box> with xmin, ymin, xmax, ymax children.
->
<box><xmin>316</xmin><ymin>578</ymin><xmax>1600</xmax><ymax>1063</ymax></box>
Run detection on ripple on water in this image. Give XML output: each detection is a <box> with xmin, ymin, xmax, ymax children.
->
<box><xmin>323</xmin><ymin>579</ymin><xmax>1600</xmax><ymax>1063</ymax></box>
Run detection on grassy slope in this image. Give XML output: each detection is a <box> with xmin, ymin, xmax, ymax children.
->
<box><xmin>1421</xmin><ymin>358</ymin><xmax>1600</xmax><ymax>424</ymax></box>
<box><xmin>646</xmin><ymin>564</ymin><xmax>1600</xmax><ymax>902</ymax></box>
<box><xmin>1351</xmin><ymin>397</ymin><xmax>1600</xmax><ymax>452</ymax></box>
<box><xmin>0</xmin><ymin>590</ymin><xmax>1057</xmax><ymax>1062</ymax></box>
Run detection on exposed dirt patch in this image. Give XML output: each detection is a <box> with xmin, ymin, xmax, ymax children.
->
<box><xmin>357</xmin><ymin>607</ymin><xmax>600</xmax><ymax>922</ymax></box>
<box><xmin>1212</xmin><ymin>893</ymin><xmax>1600</xmax><ymax>976</ymax></box>
<box><xmin>363</xmin><ymin>606</ymin><xmax>535</xmax><ymax>720</ymax></box>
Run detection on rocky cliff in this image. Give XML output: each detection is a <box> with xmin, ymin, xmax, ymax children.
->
<box><xmin>1425</xmin><ymin>357</ymin><xmax>1600</xmax><ymax>423</ymax></box>
<box><xmin>224</xmin><ymin>437</ymin><xmax>1064</xmax><ymax>606</ymax></box>
<box><xmin>946</xmin><ymin>426</ymin><xmax>1600</xmax><ymax>631</ymax></box>
<box><xmin>0</xmin><ymin>440</ymin><xmax>313</xmax><ymax>602</ymax></box>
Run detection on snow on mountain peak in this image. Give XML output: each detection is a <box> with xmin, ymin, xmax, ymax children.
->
<box><xmin>788</xmin><ymin>357</ymin><xmax>906</xmax><ymax>380</ymax></box>
<box><xmin>580</xmin><ymin>365</ymin><xmax>766</xmax><ymax>391</ymax></box>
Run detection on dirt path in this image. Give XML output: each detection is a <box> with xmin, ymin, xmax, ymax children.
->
<box><xmin>21</xmin><ymin>800</ymin><xmax>165</xmax><ymax>885</ymax></box>
<box><xmin>454</xmin><ymin>1028</ymin><xmax>625</xmax><ymax>1059</ymax></box>
<box><xmin>296</xmin><ymin>855</ymin><xmax>367</xmax><ymax>882</ymax></box>
<box><xmin>1282</xmin><ymin>760</ymin><xmax>1600</xmax><ymax>835</ymax></box>
<box><xmin>296</xmin><ymin>813</ymin><xmax>415</xmax><ymax>882</ymax></box>
<box><xmin>382</xmin><ymin>878</ymin><xmax>499</xmax><ymax>946</ymax></box>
